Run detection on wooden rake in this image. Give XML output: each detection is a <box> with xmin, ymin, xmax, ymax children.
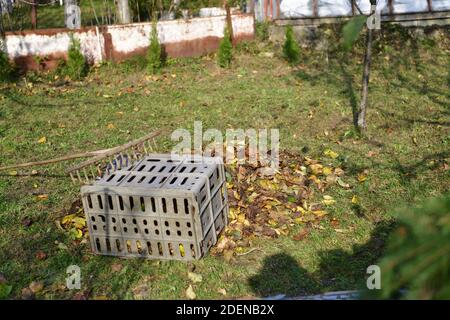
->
<box><xmin>0</xmin><ymin>130</ymin><xmax>164</xmax><ymax>185</ymax></box>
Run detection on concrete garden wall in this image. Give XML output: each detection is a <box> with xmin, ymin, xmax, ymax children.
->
<box><xmin>4</xmin><ymin>13</ymin><xmax>255</xmax><ymax>71</ymax></box>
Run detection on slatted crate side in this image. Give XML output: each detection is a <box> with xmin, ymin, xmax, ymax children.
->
<box><xmin>204</xmin><ymin>184</ymin><xmax>228</xmax><ymax>230</ymax></box>
<box><xmin>87</xmin><ymin>212</ymin><xmax>123</xmax><ymax>237</ymax></box>
<box><xmin>199</xmin><ymin>206</ymin><xmax>228</xmax><ymax>255</ymax></box>
<box><xmin>84</xmin><ymin>193</ymin><xmax>199</xmax><ymax>230</ymax></box>
<box><xmin>91</xmin><ymin>235</ymin><xmax>199</xmax><ymax>260</ymax></box>
<box><xmin>81</xmin><ymin>155</ymin><xmax>228</xmax><ymax>261</ymax></box>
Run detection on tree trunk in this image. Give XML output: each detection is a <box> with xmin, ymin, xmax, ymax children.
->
<box><xmin>116</xmin><ymin>0</ymin><xmax>131</xmax><ymax>24</ymax></box>
<box><xmin>0</xmin><ymin>2</ymin><xmax>4</xmax><ymax>40</ymax></box>
<box><xmin>31</xmin><ymin>0</ymin><xmax>37</xmax><ymax>29</ymax></box>
<box><xmin>357</xmin><ymin>7</ymin><xmax>375</xmax><ymax>130</ymax></box>
<box><xmin>225</xmin><ymin>1</ymin><xmax>234</xmax><ymax>44</ymax></box>
<box><xmin>248</xmin><ymin>0</ymin><xmax>255</xmax><ymax>14</ymax></box>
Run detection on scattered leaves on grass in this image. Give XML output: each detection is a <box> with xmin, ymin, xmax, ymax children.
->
<box><xmin>293</xmin><ymin>228</ymin><xmax>310</xmax><ymax>241</ymax></box>
<box><xmin>21</xmin><ymin>287</ymin><xmax>34</xmax><ymax>300</ymax></box>
<box><xmin>322</xmin><ymin>195</ymin><xmax>336</xmax><ymax>205</ymax></box>
<box><xmin>29</xmin><ymin>281</ymin><xmax>44</xmax><ymax>294</ymax></box>
<box><xmin>366</xmin><ymin>150</ymin><xmax>378</xmax><ymax>158</ymax></box>
<box><xmin>330</xmin><ymin>218</ymin><xmax>340</xmax><ymax>227</ymax></box>
<box><xmin>35</xmin><ymin>251</ymin><xmax>47</xmax><ymax>261</ymax></box>
<box><xmin>21</xmin><ymin>217</ymin><xmax>33</xmax><ymax>227</ymax></box>
<box><xmin>60</xmin><ymin>206</ymin><xmax>87</xmax><ymax>240</ymax></box>
<box><xmin>186</xmin><ymin>285</ymin><xmax>196</xmax><ymax>300</ymax></box>
<box><xmin>36</xmin><ymin>194</ymin><xmax>48</xmax><ymax>201</ymax></box>
<box><xmin>111</xmin><ymin>263</ymin><xmax>123</xmax><ymax>273</ymax></box>
<box><xmin>188</xmin><ymin>272</ymin><xmax>203</xmax><ymax>284</ymax></box>
<box><xmin>132</xmin><ymin>285</ymin><xmax>150</xmax><ymax>300</ymax></box>
<box><xmin>358</xmin><ymin>170</ymin><xmax>368</xmax><ymax>182</ymax></box>
<box><xmin>323</xmin><ymin>149</ymin><xmax>339</xmax><ymax>159</ymax></box>
<box><xmin>336</xmin><ymin>177</ymin><xmax>351</xmax><ymax>189</ymax></box>
<box><xmin>217</xmin><ymin>288</ymin><xmax>227</xmax><ymax>296</ymax></box>
<box><xmin>37</xmin><ymin>136</ymin><xmax>47</xmax><ymax>144</ymax></box>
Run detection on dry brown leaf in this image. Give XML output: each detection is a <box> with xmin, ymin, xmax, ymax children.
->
<box><xmin>293</xmin><ymin>228</ymin><xmax>310</xmax><ymax>241</ymax></box>
<box><xmin>186</xmin><ymin>285</ymin><xmax>196</xmax><ymax>300</ymax></box>
<box><xmin>35</xmin><ymin>251</ymin><xmax>47</xmax><ymax>261</ymax></box>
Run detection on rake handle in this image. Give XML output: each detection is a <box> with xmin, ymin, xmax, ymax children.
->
<box><xmin>65</xmin><ymin>130</ymin><xmax>163</xmax><ymax>174</ymax></box>
<box><xmin>0</xmin><ymin>149</ymin><xmax>111</xmax><ymax>172</ymax></box>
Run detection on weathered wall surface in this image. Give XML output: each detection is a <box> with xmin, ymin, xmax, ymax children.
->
<box><xmin>278</xmin><ymin>0</ymin><xmax>450</xmax><ymax>18</ymax></box>
<box><xmin>253</xmin><ymin>0</ymin><xmax>450</xmax><ymax>20</ymax></box>
<box><xmin>4</xmin><ymin>14</ymin><xmax>254</xmax><ymax>71</ymax></box>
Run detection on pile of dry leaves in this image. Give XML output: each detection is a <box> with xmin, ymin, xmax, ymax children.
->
<box><xmin>211</xmin><ymin>149</ymin><xmax>350</xmax><ymax>261</ymax></box>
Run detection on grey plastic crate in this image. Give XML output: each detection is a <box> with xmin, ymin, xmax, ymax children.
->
<box><xmin>80</xmin><ymin>154</ymin><xmax>229</xmax><ymax>260</ymax></box>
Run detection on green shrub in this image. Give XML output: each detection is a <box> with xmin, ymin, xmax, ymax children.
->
<box><xmin>61</xmin><ymin>35</ymin><xmax>88</xmax><ymax>80</ymax></box>
<box><xmin>283</xmin><ymin>25</ymin><xmax>300</xmax><ymax>64</ymax></box>
<box><xmin>256</xmin><ymin>21</ymin><xmax>270</xmax><ymax>42</ymax></box>
<box><xmin>368</xmin><ymin>194</ymin><xmax>450</xmax><ymax>299</ymax></box>
<box><xmin>147</xmin><ymin>20</ymin><xmax>163</xmax><ymax>74</ymax></box>
<box><xmin>218</xmin><ymin>27</ymin><xmax>233</xmax><ymax>68</ymax></box>
<box><xmin>0</xmin><ymin>40</ymin><xmax>12</xmax><ymax>82</ymax></box>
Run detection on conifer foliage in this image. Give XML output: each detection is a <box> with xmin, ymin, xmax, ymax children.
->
<box><xmin>372</xmin><ymin>195</ymin><xmax>450</xmax><ymax>299</ymax></box>
<box><xmin>283</xmin><ymin>25</ymin><xmax>300</xmax><ymax>64</ymax></box>
<box><xmin>147</xmin><ymin>19</ymin><xmax>163</xmax><ymax>74</ymax></box>
<box><xmin>218</xmin><ymin>26</ymin><xmax>233</xmax><ymax>68</ymax></box>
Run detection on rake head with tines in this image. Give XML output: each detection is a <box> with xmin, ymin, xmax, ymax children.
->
<box><xmin>66</xmin><ymin>130</ymin><xmax>163</xmax><ymax>184</ymax></box>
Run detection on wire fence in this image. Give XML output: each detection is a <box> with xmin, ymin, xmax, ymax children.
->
<box><xmin>0</xmin><ymin>0</ymin><xmax>244</xmax><ymax>32</ymax></box>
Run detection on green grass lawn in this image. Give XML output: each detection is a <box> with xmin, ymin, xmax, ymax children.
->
<box><xmin>0</xmin><ymin>25</ymin><xmax>449</xmax><ymax>299</ymax></box>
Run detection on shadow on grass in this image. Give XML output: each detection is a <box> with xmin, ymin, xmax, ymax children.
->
<box><xmin>338</xmin><ymin>59</ymin><xmax>359</xmax><ymax>127</ymax></box>
<box><xmin>248</xmin><ymin>221</ymin><xmax>395</xmax><ymax>298</ymax></box>
<box><xmin>335</xmin><ymin>141</ymin><xmax>449</xmax><ymax>186</ymax></box>
<box><xmin>375</xmin><ymin>107</ymin><xmax>450</xmax><ymax>127</ymax></box>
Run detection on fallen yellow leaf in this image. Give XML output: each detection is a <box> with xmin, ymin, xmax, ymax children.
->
<box><xmin>322</xmin><ymin>167</ymin><xmax>333</xmax><ymax>176</ymax></box>
<box><xmin>74</xmin><ymin>229</ymin><xmax>83</xmax><ymax>239</ymax></box>
<box><xmin>217</xmin><ymin>288</ymin><xmax>227</xmax><ymax>296</ymax></box>
<box><xmin>186</xmin><ymin>285</ymin><xmax>196</xmax><ymax>300</ymax></box>
<box><xmin>312</xmin><ymin>210</ymin><xmax>328</xmax><ymax>217</ymax></box>
<box><xmin>188</xmin><ymin>272</ymin><xmax>203</xmax><ymax>283</ymax></box>
<box><xmin>36</xmin><ymin>194</ymin><xmax>48</xmax><ymax>201</ymax></box>
<box><xmin>294</xmin><ymin>217</ymin><xmax>304</xmax><ymax>224</ymax></box>
<box><xmin>322</xmin><ymin>195</ymin><xmax>336</xmax><ymax>205</ymax></box>
<box><xmin>61</xmin><ymin>214</ymin><xmax>76</xmax><ymax>225</ymax></box>
<box><xmin>309</xmin><ymin>164</ymin><xmax>323</xmax><ymax>175</ymax></box>
<box><xmin>38</xmin><ymin>137</ymin><xmax>47</xmax><ymax>144</ymax></box>
<box><xmin>324</xmin><ymin>149</ymin><xmax>339</xmax><ymax>159</ymax></box>
<box><xmin>357</xmin><ymin>173</ymin><xmax>367</xmax><ymax>182</ymax></box>
<box><xmin>73</xmin><ymin>217</ymin><xmax>86</xmax><ymax>229</ymax></box>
